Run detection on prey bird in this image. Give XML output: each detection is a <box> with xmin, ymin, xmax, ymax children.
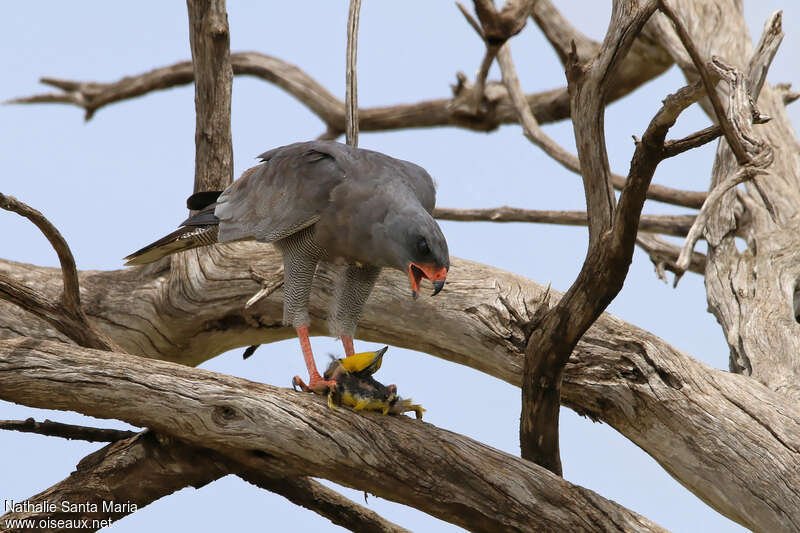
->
<box><xmin>125</xmin><ymin>141</ymin><xmax>449</xmax><ymax>393</ymax></box>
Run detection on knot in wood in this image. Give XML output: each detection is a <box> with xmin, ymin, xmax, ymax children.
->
<box><xmin>212</xmin><ymin>404</ymin><xmax>242</xmax><ymax>426</ymax></box>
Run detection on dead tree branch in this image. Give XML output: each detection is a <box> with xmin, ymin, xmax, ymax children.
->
<box><xmin>345</xmin><ymin>0</ymin><xmax>362</xmax><ymax>147</ymax></box>
<box><xmin>2</xmin><ymin>247</ymin><xmax>797</xmax><ymax>530</ymax></box>
<box><xmin>236</xmin><ymin>473</ymin><xmax>412</xmax><ymax>533</ymax></box>
<box><xmin>672</xmin><ymin>53</ymin><xmax>776</xmax><ymax>283</ymax></box>
<box><xmin>520</xmin><ymin>0</ymin><xmax>664</xmax><ymax>475</ymax></box>
<box><xmin>186</xmin><ymin>0</ymin><xmax>234</xmax><ymax>192</ymax></box>
<box><xmin>635</xmin><ymin>233</ymin><xmax>706</xmax><ymax>283</ymax></box>
<box><xmin>0</xmin><ymin>337</ymin><xmax>665</xmax><ymax>533</ymax></box>
<box><xmin>434</xmin><ymin>206</ymin><xmax>696</xmax><ymax>237</ymax></box>
<box><xmin>0</xmin><ymin>193</ymin><xmax>119</xmax><ymax>352</ymax></box>
<box><xmin>0</xmin><ymin>418</ymin><xmax>137</xmax><ymax>443</ymax></box>
<box><xmin>658</xmin><ymin>0</ymin><xmax>750</xmax><ymax>165</ymax></box>
<box><xmin>7</xmin><ymin>53</ymin><xmax>706</xmax><ymax>209</ymax></box>
<box><xmin>1</xmin><ymin>424</ymin><xmax>407</xmax><ymax>533</ymax></box>
<box><xmin>460</xmin><ymin>8</ymin><xmax>706</xmax><ymax>212</ymax></box>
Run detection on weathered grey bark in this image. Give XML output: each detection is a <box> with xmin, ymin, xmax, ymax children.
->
<box><xmin>647</xmin><ymin>2</ymin><xmax>800</xmax><ymax>400</ymax></box>
<box><xmin>4</xmin><ymin>0</ymin><xmax>800</xmax><ymax>531</ymax></box>
<box><xmin>0</xmin><ymin>337</ymin><xmax>666</xmax><ymax>533</ymax></box>
<box><xmin>186</xmin><ymin>0</ymin><xmax>234</xmax><ymax>192</ymax></box>
<box><xmin>2</xmin><ymin>247</ymin><xmax>799</xmax><ymax>531</ymax></box>
<box><xmin>0</xmin><ymin>426</ymin><xmax>406</xmax><ymax>533</ymax></box>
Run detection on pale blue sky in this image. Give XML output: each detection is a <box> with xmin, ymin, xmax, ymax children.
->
<box><xmin>2</xmin><ymin>2</ymin><xmax>798</xmax><ymax>531</ymax></box>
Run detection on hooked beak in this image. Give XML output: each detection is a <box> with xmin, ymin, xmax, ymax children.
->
<box><xmin>432</xmin><ymin>279</ymin><xmax>445</xmax><ymax>296</ymax></box>
<box><xmin>408</xmin><ymin>263</ymin><xmax>448</xmax><ymax>299</ymax></box>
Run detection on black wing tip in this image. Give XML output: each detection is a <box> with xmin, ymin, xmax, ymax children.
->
<box><xmin>187</xmin><ymin>190</ymin><xmax>223</xmax><ymax>211</ymax></box>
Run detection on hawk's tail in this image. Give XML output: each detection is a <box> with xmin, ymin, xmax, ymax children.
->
<box><xmin>123</xmin><ymin>190</ymin><xmax>223</xmax><ymax>266</ymax></box>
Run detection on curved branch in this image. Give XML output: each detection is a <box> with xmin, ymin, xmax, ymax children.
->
<box><xmin>0</xmin><ymin>193</ymin><xmax>81</xmax><ymax>315</ymax></box>
<box><xmin>0</xmin><ymin>246</ymin><xmax>798</xmax><ymax>530</ymax></box>
<box><xmin>6</xmin><ymin>52</ymin><xmax>706</xmax><ymax>208</ymax></box>
<box><xmin>0</xmin><ymin>337</ymin><xmax>664</xmax><ymax>533</ymax></box>
<box><xmin>0</xmin><ymin>194</ymin><xmax>118</xmax><ymax>352</ymax></box>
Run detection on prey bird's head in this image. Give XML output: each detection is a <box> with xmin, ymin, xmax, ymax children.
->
<box><xmin>381</xmin><ymin>208</ymin><xmax>449</xmax><ymax>299</ymax></box>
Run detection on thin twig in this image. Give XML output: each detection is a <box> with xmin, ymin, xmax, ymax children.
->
<box><xmin>456</xmin><ymin>2</ymin><xmax>485</xmax><ymax>40</ymax></box>
<box><xmin>345</xmin><ymin>0</ymin><xmax>362</xmax><ymax>147</ymax></box>
<box><xmin>0</xmin><ymin>418</ymin><xmax>137</xmax><ymax>442</ymax></box>
<box><xmin>663</xmin><ymin>124</ymin><xmax>722</xmax><ymax>159</ymax></box>
<box><xmin>245</xmin><ymin>265</ymin><xmax>284</xmax><ymax>309</ymax></box>
<box><xmin>635</xmin><ymin>233</ymin><xmax>706</xmax><ymax>283</ymax></box>
<box><xmin>497</xmin><ymin>43</ymin><xmax>580</xmax><ymax>175</ymax></box>
<box><xmin>674</xmin><ymin>166</ymin><xmax>767</xmax><ymax>285</ymax></box>
<box><xmin>495</xmin><ymin>42</ymin><xmax>706</xmax><ymax>209</ymax></box>
<box><xmin>658</xmin><ymin>0</ymin><xmax>750</xmax><ymax>165</ymax></box>
<box><xmin>434</xmin><ymin>206</ymin><xmax>695</xmax><ymax>237</ymax></box>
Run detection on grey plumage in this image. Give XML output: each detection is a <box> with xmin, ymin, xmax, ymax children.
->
<box><xmin>125</xmin><ymin>140</ymin><xmax>449</xmax><ymax>387</ymax></box>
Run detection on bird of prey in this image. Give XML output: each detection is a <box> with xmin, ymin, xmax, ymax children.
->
<box><xmin>125</xmin><ymin>140</ymin><xmax>449</xmax><ymax>393</ymax></box>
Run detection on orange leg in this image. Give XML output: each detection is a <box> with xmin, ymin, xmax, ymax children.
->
<box><xmin>292</xmin><ymin>325</ymin><xmax>336</xmax><ymax>393</ymax></box>
<box><xmin>341</xmin><ymin>335</ymin><xmax>355</xmax><ymax>358</ymax></box>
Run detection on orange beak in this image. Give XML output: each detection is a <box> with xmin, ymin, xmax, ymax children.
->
<box><xmin>408</xmin><ymin>263</ymin><xmax>448</xmax><ymax>299</ymax></box>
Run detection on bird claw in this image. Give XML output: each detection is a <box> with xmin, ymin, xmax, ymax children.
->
<box><xmin>292</xmin><ymin>375</ymin><xmax>336</xmax><ymax>395</ymax></box>
<box><xmin>292</xmin><ymin>375</ymin><xmax>307</xmax><ymax>392</ymax></box>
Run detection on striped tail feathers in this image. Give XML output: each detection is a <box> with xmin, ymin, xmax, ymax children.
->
<box><xmin>123</xmin><ymin>225</ymin><xmax>220</xmax><ymax>266</ymax></box>
<box><xmin>124</xmin><ymin>201</ymin><xmax>222</xmax><ymax>266</ymax></box>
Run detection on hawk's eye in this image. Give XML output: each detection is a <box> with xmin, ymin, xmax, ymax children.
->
<box><xmin>417</xmin><ymin>237</ymin><xmax>430</xmax><ymax>256</ymax></box>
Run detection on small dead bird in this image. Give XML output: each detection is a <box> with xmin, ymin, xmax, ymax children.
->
<box><xmin>310</xmin><ymin>346</ymin><xmax>425</xmax><ymax>419</ymax></box>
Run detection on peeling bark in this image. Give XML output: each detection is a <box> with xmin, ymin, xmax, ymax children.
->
<box><xmin>2</xmin><ymin>248</ymin><xmax>799</xmax><ymax>530</ymax></box>
<box><xmin>0</xmin><ymin>337</ymin><xmax>665</xmax><ymax>533</ymax></box>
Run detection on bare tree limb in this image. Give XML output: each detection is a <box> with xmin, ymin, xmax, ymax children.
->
<box><xmin>672</xmin><ymin>55</ymin><xmax>775</xmax><ymax>285</ymax></box>
<box><xmin>2</xmin><ymin>246</ymin><xmax>798</xmax><ymax>530</ymax></box>
<box><xmin>530</xmin><ymin>0</ymin><xmax>599</xmax><ymax>64</ymax></box>
<box><xmin>237</xmin><ymin>473</ymin><xmax>411</xmax><ymax>533</ymax></box>
<box><xmin>1</xmin><ymin>423</ymin><xmax>406</xmax><ymax>533</ymax></box>
<box><xmin>0</xmin><ymin>194</ymin><xmax>119</xmax><ymax>352</ymax></box>
<box><xmin>674</xmin><ymin>166</ymin><xmax>766</xmax><ymax>284</ymax></box>
<box><xmin>454</xmin><ymin>3</ymin><xmax>496</xmax><ymax>115</ymax></box>
<box><xmin>497</xmin><ymin>43</ymin><xmax>579</xmax><ymax>178</ymax></box>
<box><xmin>495</xmin><ymin>40</ymin><xmax>706</xmax><ymax>212</ymax></box>
<box><xmin>635</xmin><ymin>233</ymin><xmax>706</xmax><ymax>283</ymax></box>
<box><xmin>186</xmin><ymin>0</ymin><xmax>234</xmax><ymax>192</ymax></box>
<box><xmin>520</xmin><ymin>0</ymin><xmax>661</xmax><ymax>475</ymax></box>
<box><xmin>0</xmin><ymin>430</ymin><xmax>230</xmax><ymax>531</ymax></box>
<box><xmin>0</xmin><ymin>194</ymin><xmax>81</xmax><ymax>316</ymax></box>
<box><xmin>434</xmin><ymin>206</ymin><xmax>696</xmax><ymax>237</ymax></box>
<box><xmin>345</xmin><ymin>0</ymin><xmax>362</xmax><ymax>147</ymax></box>
<box><xmin>455</xmin><ymin>1</ymin><xmax>536</xmax><ymax>114</ymax></box>
<box><xmin>0</xmin><ymin>418</ymin><xmax>137</xmax><ymax>443</ymax></box>
<box><xmin>658</xmin><ymin>0</ymin><xmax>749</xmax><ymax>165</ymax></box>
<box><xmin>6</xmin><ymin>52</ymin><xmax>707</xmax><ymax>208</ymax></box>
<box><xmin>0</xmin><ymin>337</ymin><xmax>666</xmax><ymax>533</ymax></box>
<box><xmin>662</xmin><ymin>124</ymin><xmax>722</xmax><ymax>158</ymax></box>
